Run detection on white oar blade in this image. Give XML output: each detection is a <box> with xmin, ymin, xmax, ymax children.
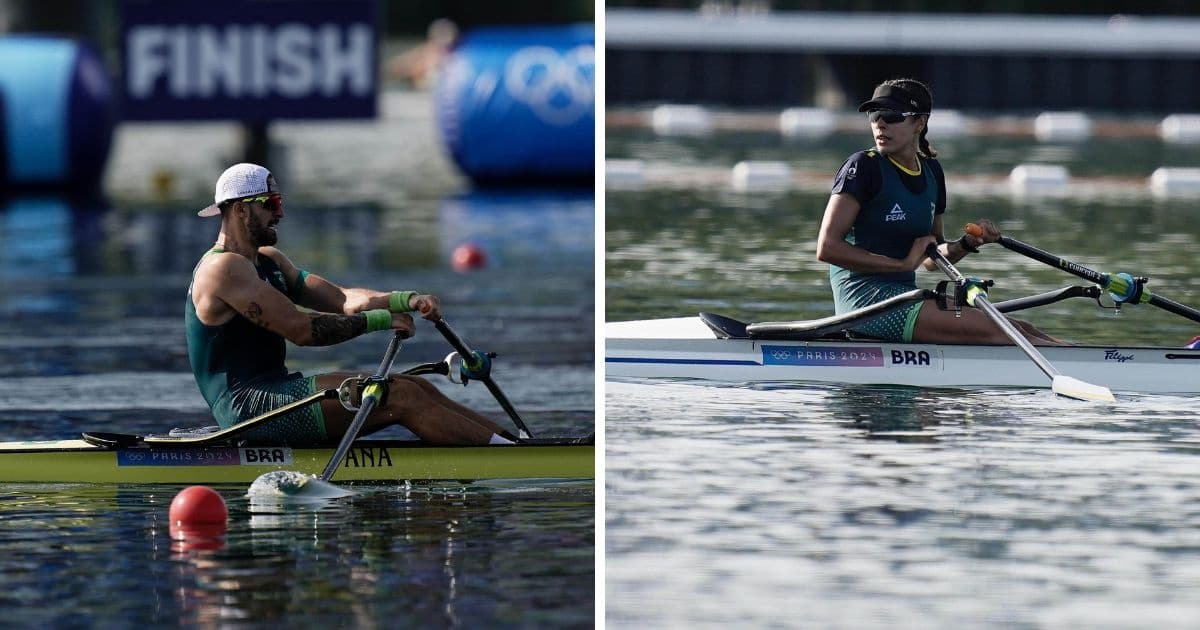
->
<box><xmin>248</xmin><ymin>470</ymin><xmax>355</xmax><ymax>501</ymax></box>
<box><xmin>1051</xmin><ymin>375</ymin><xmax>1115</xmax><ymax>402</ymax></box>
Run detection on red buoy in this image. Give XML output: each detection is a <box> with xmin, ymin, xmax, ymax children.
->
<box><xmin>451</xmin><ymin>242</ymin><xmax>487</xmax><ymax>272</ymax></box>
<box><xmin>168</xmin><ymin>485</ymin><xmax>228</xmax><ymax>540</ymax></box>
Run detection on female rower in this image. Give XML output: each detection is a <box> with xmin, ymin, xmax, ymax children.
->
<box><xmin>815</xmin><ymin>78</ymin><xmax>1063</xmax><ymax>345</ymax></box>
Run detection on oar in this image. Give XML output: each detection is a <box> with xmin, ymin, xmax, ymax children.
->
<box><xmin>432</xmin><ymin>318</ymin><xmax>533</xmax><ymax>439</ymax></box>
<box><xmin>319</xmin><ymin>330</ymin><xmax>406</xmax><ymax>481</ymax></box>
<box><xmin>966</xmin><ymin>223</ymin><xmax>1200</xmax><ymax>325</ymax></box>
<box><xmin>924</xmin><ymin>244</ymin><xmax>1115</xmax><ymax>402</ymax></box>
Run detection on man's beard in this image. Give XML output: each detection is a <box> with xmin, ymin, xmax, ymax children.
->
<box><xmin>247</xmin><ymin>212</ymin><xmax>278</xmax><ymax>247</ymax></box>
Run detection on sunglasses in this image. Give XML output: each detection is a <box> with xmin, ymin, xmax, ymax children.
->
<box><xmin>237</xmin><ymin>194</ymin><xmax>283</xmax><ymax>212</ymax></box>
<box><xmin>867</xmin><ymin>110</ymin><xmax>921</xmax><ymax>124</ymax></box>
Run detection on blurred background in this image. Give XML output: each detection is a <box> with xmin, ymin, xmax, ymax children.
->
<box><xmin>609</xmin><ymin>0</ymin><xmax>1200</xmax><ymax>111</ymax></box>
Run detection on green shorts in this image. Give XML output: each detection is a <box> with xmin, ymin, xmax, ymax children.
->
<box><xmin>852</xmin><ymin>299</ymin><xmax>923</xmax><ymax>342</ymax></box>
<box><xmin>223</xmin><ymin>373</ymin><xmax>328</xmax><ymax>446</ymax></box>
<box><xmin>836</xmin><ymin>280</ymin><xmax>924</xmax><ymax>342</ymax></box>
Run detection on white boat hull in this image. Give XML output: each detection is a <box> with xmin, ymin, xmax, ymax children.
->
<box><xmin>606</xmin><ymin>317</ymin><xmax>1200</xmax><ymax>394</ymax></box>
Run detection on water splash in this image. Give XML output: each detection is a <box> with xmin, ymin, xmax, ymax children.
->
<box><xmin>246</xmin><ymin>470</ymin><xmax>354</xmax><ymax>507</ymax></box>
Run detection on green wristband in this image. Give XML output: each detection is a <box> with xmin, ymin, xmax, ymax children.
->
<box><xmin>364</xmin><ymin>309</ymin><xmax>392</xmax><ymax>332</ymax></box>
<box><xmin>389</xmin><ymin>291</ymin><xmax>418</xmax><ymax>313</ymax></box>
<box><xmin>292</xmin><ymin>269</ymin><xmax>310</xmax><ymax>298</ymax></box>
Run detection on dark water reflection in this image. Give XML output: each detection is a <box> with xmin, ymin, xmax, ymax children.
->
<box><xmin>0</xmin><ymin>482</ymin><xmax>593</xmax><ymax>626</ymax></box>
<box><xmin>825</xmin><ymin>385</ymin><xmax>945</xmax><ymax>439</ymax></box>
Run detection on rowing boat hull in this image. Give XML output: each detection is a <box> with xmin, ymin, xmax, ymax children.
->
<box><xmin>606</xmin><ymin>317</ymin><xmax>1200</xmax><ymax>394</ymax></box>
<box><xmin>0</xmin><ymin>439</ymin><xmax>593</xmax><ymax>484</ymax></box>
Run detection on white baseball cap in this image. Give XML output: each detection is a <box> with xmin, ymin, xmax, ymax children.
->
<box><xmin>198</xmin><ymin>163</ymin><xmax>280</xmax><ymax>217</ymax></box>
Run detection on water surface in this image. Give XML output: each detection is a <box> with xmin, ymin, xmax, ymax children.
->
<box><xmin>606</xmin><ymin>126</ymin><xmax>1200</xmax><ymax>628</ymax></box>
<box><xmin>606</xmin><ymin>380</ymin><xmax>1200</xmax><ymax>629</ymax></box>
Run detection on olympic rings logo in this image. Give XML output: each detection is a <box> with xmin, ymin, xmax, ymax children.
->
<box><xmin>770</xmin><ymin>349</ymin><xmax>792</xmax><ymax>361</ymax></box>
<box><xmin>504</xmin><ymin>45</ymin><xmax>594</xmax><ymax>126</ymax></box>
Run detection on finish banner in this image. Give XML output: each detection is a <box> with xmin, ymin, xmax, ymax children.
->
<box><xmin>119</xmin><ymin>0</ymin><xmax>377</xmax><ymax>121</ymax></box>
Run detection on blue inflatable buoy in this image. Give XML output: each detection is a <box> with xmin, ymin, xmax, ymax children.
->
<box><xmin>0</xmin><ymin>36</ymin><xmax>115</xmax><ymax>192</ymax></box>
<box><xmin>435</xmin><ymin>24</ymin><xmax>594</xmax><ymax>185</ymax></box>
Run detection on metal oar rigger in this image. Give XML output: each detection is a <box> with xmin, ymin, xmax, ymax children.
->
<box><xmin>924</xmin><ymin>244</ymin><xmax>1115</xmax><ymax>403</ymax></box>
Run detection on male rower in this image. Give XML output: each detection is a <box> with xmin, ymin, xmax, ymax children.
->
<box><xmin>186</xmin><ymin>163</ymin><xmax>517</xmax><ymax>446</ymax></box>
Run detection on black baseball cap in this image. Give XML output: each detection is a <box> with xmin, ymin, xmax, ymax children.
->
<box><xmin>857</xmin><ymin>84</ymin><xmax>931</xmax><ymax>114</ymax></box>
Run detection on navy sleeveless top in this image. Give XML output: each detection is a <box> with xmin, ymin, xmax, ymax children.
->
<box><xmin>185</xmin><ymin>248</ymin><xmax>293</xmax><ymax>420</ymax></box>
<box><xmin>828</xmin><ymin>149</ymin><xmax>944</xmax><ymax>314</ymax></box>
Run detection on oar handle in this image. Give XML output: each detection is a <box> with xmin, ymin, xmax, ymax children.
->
<box><xmin>433</xmin><ymin>318</ymin><xmax>533</xmax><ymax>439</ymax></box>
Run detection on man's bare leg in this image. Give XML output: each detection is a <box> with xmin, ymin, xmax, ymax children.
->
<box><xmin>315</xmin><ymin>373</ymin><xmax>513</xmax><ymax>444</ymax></box>
<box><xmin>404</xmin><ymin>376</ymin><xmax>517</xmax><ymax>437</ymax></box>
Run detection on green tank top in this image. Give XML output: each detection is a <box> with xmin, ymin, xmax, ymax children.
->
<box><xmin>185</xmin><ymin>248</ymin><xmax>293</xmax><ymax>420</ymax></box>
<box><xmin>830</xmin><ymin>153</ymin><xmax>939</xmax><ymax>314</ymax></box>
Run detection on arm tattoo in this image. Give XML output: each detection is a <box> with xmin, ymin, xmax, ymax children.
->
<box><xmin>243</xmin><ymin>302</ymin><xmax>268</xmax><ymax>330</ymax></box>
<box><xmin>309</xmin><ymin>313</ymin><xmax>367</xmax><ymax>346</ymax></box>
